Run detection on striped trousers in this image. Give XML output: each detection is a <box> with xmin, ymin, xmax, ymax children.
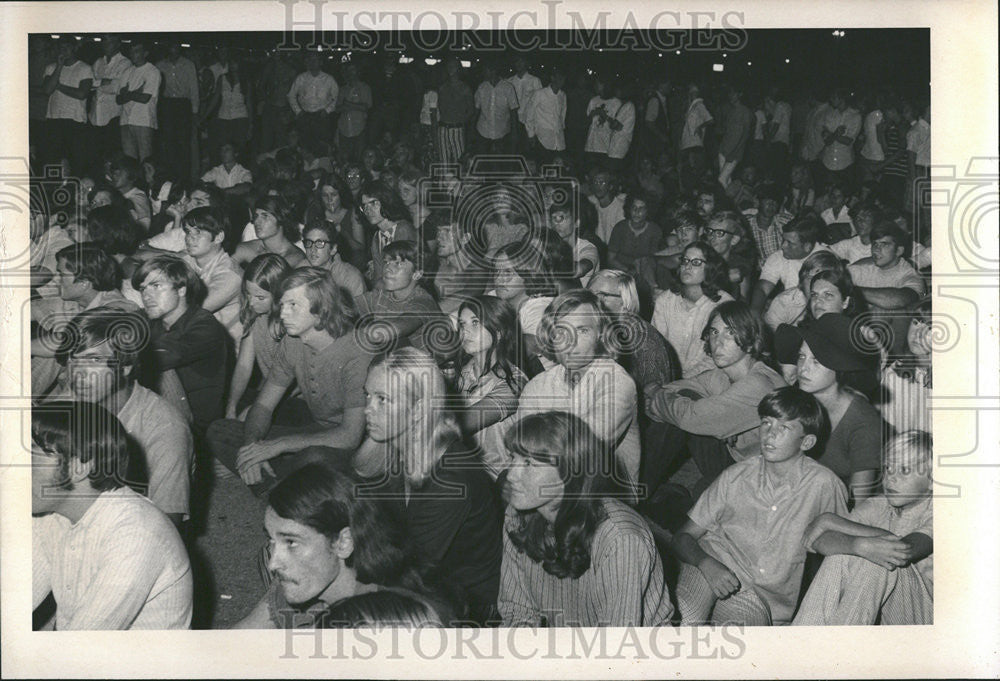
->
<box><xmin>438</xmin><ymin>125</ymin><xmax>465</xmax><ymax>166</ymax></box>
<box><xmin>792</xmin><ymin>553</ymin><xmax>932</xmax><ymax>625</ymax></box>
<box><xmin>677</xmin><ymin>563</ymin><xmax>773</xmax><ymax>626</ymax></box>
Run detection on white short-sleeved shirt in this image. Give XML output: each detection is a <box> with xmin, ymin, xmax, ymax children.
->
<box><xmin>906</xmin><ymin>118</ymin><xmax>931</xmax><ymax>167</ymax></box>
<box><xmin>475</xmin><ymin>80</ymin><xmax>519</xmax><ymax>139</ymax></box>
<box><xmin>201</xmin><ymin>163</ymin><xmax>253</xmax><ymax>189</ymax></box>
<box><xmin>680</xmin><ymin>98</ymin><xmax>713</xmax><ymax>150</ymax></box>
<box><xmin>820</xmin><ymin>107</ymin><xmax>862</xmax><ymax>171</ymax></box>
<box><xmin>44</xmin><ymin>60</ymin><xmax>94</xmax><ymax>123</ymax></box>
<box><xmin>120</xmin><ymin>63</ymin><xmax>162</xmax><ymax>128</ymax></box>
<box><xmin>90</xmin><ymin>53</ymin><xmax>132</xmax><ymax>126</ymax></box>
<box><xmin>829</xmin><ymin>235</ymin><xmax>872</xmax><ymax>265</ymax></box>
<box><xmin>771</xmin><ymin>101</ymin><xmax>792</xmax><ymax>146</ymax></box>
<box><xmin>848</xmin><ymin>257</ymin><xmax>925</xmax><ymax>295</ymax></box>
<box><xmin>759</xmin><ymin>243</ymin><xmax>830</xmax><ymax>290</ymax></box>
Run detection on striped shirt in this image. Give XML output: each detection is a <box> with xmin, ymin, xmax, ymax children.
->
<box><xmin>499</xmin><ymin>499</ymin><xmax>674</xmax><ymax>626</ymax></box>
<box><xmin>32</xmin><ymin>487</ymin><xmax>193</xmax><ymax>629</ymax></box>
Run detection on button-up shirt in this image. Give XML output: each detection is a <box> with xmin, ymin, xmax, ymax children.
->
<box><xmin>32</xmin><ymin>487</ymin><xmax>193</xmax><ymax>630</ymax></box>
<box><xmin>475</xmin><ymin>80</ymin><xmax>519</xmax><ymax>139</ymax></box>
<box><xmin>156</xmin><ymin>55</ymin><xmax>199</xmax><ymax>113</ymax></box>
<box><xmin>44</xmin><ymin>60</ymin><xmax>94</xmax><ymax>123</ymax></box>
<box><xmin>690</xmin><ymin>455</ymin><xmax>848</xmax><ymax>624</ymax></box>
<box><xmin>120</xmin><ymin>62</ymin><xmax>162</xmax><ymax>129</ymax></box>
<box><xmin>507</xmin><ymin>72</ymin><xmax>542</xmax><ymax>123</ymax></box>
<box><xmin>820</xmin><ymin>106</ymin><xmax>862</xmax><ymax>171</ymax></box>
<box><xmin>90</xmin><ymin>52</ymin><xmax>133</xmax><ymax>126</ymax></box>
<box><xmin>287</xmin><ymin>70</ymin><xmax>338</xmax><ymax>115</ymax></box>
<box><xmin>525</xmin><ymin>86</ymin><xmax>567</xmax><ymax>151</ymax></box>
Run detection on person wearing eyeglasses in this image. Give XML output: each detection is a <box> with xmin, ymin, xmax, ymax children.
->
<box><xmin>300</xmin><ymin>222</ymin><xmax>366</xmax><ymax>300</ymax></box>
<box><xmin>651</xmin><ymin>241</ymin><xmax>734</xmax><ymax>378</ymax></box>
<box><xmin>359</xmin><ymin>180</ymin><xmax>418</xmax><ymax>287</ymax></box>
<box><xmin>704</xmin><ymin>210</ymin><xmax>757</xmax><ymax>301</ymax></box>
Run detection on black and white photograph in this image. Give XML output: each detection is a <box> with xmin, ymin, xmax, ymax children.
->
<box><xmin>1</xmin><ymin>1</ymin><xmax>997</xmax><ymax>678</ymax></box>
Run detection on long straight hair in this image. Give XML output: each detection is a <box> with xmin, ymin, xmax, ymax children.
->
<box><xmin>504</xmin><ymin>411</ymin><xmax>632</xmax><ymax>579</ymax></box>
<box><xmin>239</xmin><ymin>253</ymin><xmax>291</xmax><ymax>337</ymax></box>
<box><xmin>457</xmin><ymin>295</ymin><xmax>526</xmax><ymax>395</ymax></box>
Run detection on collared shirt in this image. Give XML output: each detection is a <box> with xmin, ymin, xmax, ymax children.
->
<box><xmin>906</xmin><ymin>118</ymin><xmax>931</xmax><ymax>167</ymax></box>
<box><xmin>32</xmin><ymin>487</ymin><xmax>193</xmax><ymax>630</ymax></box>
<box><xmin>149</xmin><ymin>305</ymin><xmax>229</xmax><ymax>431</ymax></box>
<box><xmin>499</xmin><ymin>499</ymin><xmax>674</xmax><ymax>627</ymax></box>
<box><xmin>476</xmin><ymin>80</ymin><xmax>519</xmax><ymax>139</ymax></box>
<box><xmin>120</xmin><ymin>63</ymin><xmax>162</xmax><ymax>128</ymax></box>
<box><xmin>507</xmin><ymin>72</ymin><xmax>542</xmax><ymax>123</ymax></box>
<box><xmin>646</xmin><ymin>361</ymin><xmax>787</xmax><ymax>462</ymax></box>
<box><xmin>584</xmin><ymin>95</ymin><xmax>617</xmax><ymax>154</ymax></box>
<box><xmin>90</xmin><ymin>52</ymin><xmax>133</xmax><ymax>125</ymax></box>
<box><xmin>458</xmin><ymin>362</ymin><xmax>527</xmax><ymax>478</ymax></box>
<box><xmin>680</xmin><ymin>97</ymin><xmax>713</xmax><ymax>150</ymax></box>
<box><xmin>524</xmin><ymin>87</ymin><xmax>564</xmax><ymax>151</ymax></box>
<box><xmin>848</xmin><ymin>495</ymin><xmax>933</xmax><ymax>594</ymax></box>
<box><xmin>183</xmin><ymin>249</ymin><xmax>243</xmax><ymax>343</ymax></box>
<box><xmin>268</xmin><ymin>332</ymin><xmax>373</xmax><ymax>427</ymax></box>
<box><xmin>156</xmin><ymin>56</ymin><xmax>199</xmax><ymax>113</ymax></box>
<box><xmin>607</xmin><ymin>101</ymin><xmax>635</xmax><ymax>160</ymax></box>
<box><xmin>719</xmin><ymin>102</ymin><xmax>754</xmax><ymax>161</ymax></box>
<box><xmin>690</xmin><ymin>455</ymin><xmax>848</xmax><ymax>624</ymax></box>
<box><xmin>514</xmin><ymin>358</ymin><xmax>641</xmax><ymax>483</ymax></box>
<box><xmin>760</xmin><ymin>242</ymin><xmax>831</xmax><ymax>290</ymax></box>
<box><xmin>287</xmin><ymin>71</ymin><xmax>338</xmax><ymax>114</ymax></box>
<box><xmin>744</xmin><ymin>209</ymin><xmax>792</xmax><ymax>265</ymax></box>
<box><xmin>117</xmin><ymin>384</ymin><xmax>193</xmax><ymax>518</ymax></box>
<box><xmin>651</xmin><ymin>289</ymin><xmax>734</xmax><ymax>378</ymax></box>
<box><xmin>848</xmin><ymin>257</ymin><xmax>925</xmax><ymax>295</ymax></box>
<box><xmin>820</xmin><ymin>107</ymin><xmax>862</xmax><ymax>171</ymax></box>
<box><xmin>770</xmin><ymin>101</ymin><xmax>792</xmax><ymax>145</ymax></box>
<box><xmin>201</xmin><ymin>162</ymin><xmax>253</xmax><ymax>189</ymax></box>
<box><xmin>44</xmin><ymin>60</ymin><xmax>94</xmax><ymax>123</ymax></box>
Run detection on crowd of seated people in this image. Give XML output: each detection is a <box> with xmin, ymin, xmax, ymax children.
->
<box><xmin>29</xmin><ymin>37</ymin><xmax>933</xmax><ymax>631</ymax></box>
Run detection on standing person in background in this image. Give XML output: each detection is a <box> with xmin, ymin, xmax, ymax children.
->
<box><xmin>256</xmin><ymin>50</ymin><xmax>297</xmax><ymax>156</ymax></box>
<box><xmin>157</xmin><ymin>42</ymin><xmax>199</xmax><ymax>183</ymax></box>
<box><xmin>474</xmin><ymin>61</ymin><xmax>519</xmax><ymax>154</ymax></box>
<box><xmin>524</xmin><ymin>66</ymin><xmax>567</xmax><ymax>159</ymax></box>
<box><xmin>203</xmin><ymin>58</ymin><xmax>253</xmax><ymax>163</ymax></box>
<box><xmin>436</xmin><ymin>58</ymin><xmax>475</xmax><ymax>166</ymax></box>
<box><xmin>641</xmin><ymin>77</ymin><xmax>672</xmax><ymax>160</ymax></box>
<box><xmin>507</xmin><ymin>56</ymin><xmax>543</xmax><ymax>155</ymax></box>
<box><xmin>763</xmin><ymin>87</ymin><xmax>792</xmax><ymax>183</ymax></box>
<box><xmin>717</xmin><ymin>84</ymin><xmax>754</xmax><ymax>189</ymax></box>
<box><xmin>605</xmin><ymin>81</ymin><xmax>637</xmax><ymax>173</ymax></box>
<box><xmin>287</xmin><ymin>51</ymin><xmax>338</xmax><ymax>151</ymax></box>
<box><xmin>336</xmin><ymin>62</ymin><xmax>373</xmax><ymax>163</ymax></box>
<box><xmin>118</xmin><ymin>40</ymin><xmax>161</xmax><ymax>164</ymax></box>
<box><xmin>819</xmin><ymin>88</ymin><xmax>862</xmax><ymax>191</ymax></box>
<box><xmin>42</xmin><ymin>37</ymin><xmax>93</xmax><ymax>174</ymax></box>
<box><xmin>679</xmin><ymin>83</ymin><xmax>714</xmax><ymax>190</ymax></box>
<box><xmin>90</xmin><ymin>34</ymin><xmax>132</xmax><ymax>166</ymax></box>
<box><xmin>859</xmin><ymin>92</ymin><xmax>888</xmax><ymax>185</ymax></box>
<box><xmin>800</xmin><ymin>88</ymin><xmax>831</xmax><ymax>177</ymax></box>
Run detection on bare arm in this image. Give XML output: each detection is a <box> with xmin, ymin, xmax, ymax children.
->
<box><xmin>671</xmin><ymin>518</ymin><xmax>741</xmax><ymax>599</ymax></box>
<box><xmin>225</xmin><ymin>330</ymin><xmax>257</xmax><ymax>418</ymax></box>
<box><xmin>854</xmin><ymin>285</ymin><xmax>919</xmax><ymax>310</ymax></box>
<box><xmin>750</xmin><ymin>279</ymin><xmax>776</xmax><ymax>312</ymax></box>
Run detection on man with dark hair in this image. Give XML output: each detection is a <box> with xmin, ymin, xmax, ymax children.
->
<box><xmin>287</xmin><ymin>51</ymin><xmax>338</xmax><ymax>149</ymax></box>
<box><xmin>849</xmin><ymin>222</ymin><xmax>924</xmax><ymax>311</ymax></box>
<box><xmin>474</xmin><ymin>61</ymin><xmax>519</xmax><ymax>154</ymax></box>
<box><xmin>141</xmin><ymin>182</ymin><xmax>226</xmax><ymax>254</ymax></box>
<box><xmin>207</xmin><ymin>267</ymin><xmax>373</xmax><ymax>493</ymax></box>
<box><xmin>717</xmin><ymin>84</ymin><xmax>754</xmax><ymax>188</ymax></box>
<box><xmin>117</xmin><ymin>40</ymin><xmax>162</xmax><ymax>163</ymax></box>
<box><xmin>156</xmin><ymin>42</ymin><xmax>200</xmax><ymax>182</ymax></box>
<box><xmin>180</xmin><ymin>206</ymin><xmax>243</xmax><ymax>344</ymax></box>
<box><xmin>31</xmin><ymin>400</ymin><xmax>192</xmax><ymax>629</ymax></box>
<box><xmin>751</xmin><ymin>214</ymin><xmax>830</xmax><ymax>312</ymax></box>
<box><xmin>819</xmin><ymin>88</ymin><xmax>862</xmax><ymax>191</ymax></box>
<box><xmin>436</xmin><ymin>58</ymin><xmax>475</xmax><ymax>165</ymax></box>
<box><xmin>89</xmin><ymin>34</ymin><xmax>132</xmax><ymax>163</ymax></box>
<box><xmin>42</xmin><ymin>37</ymin><xmax>93</xmax><ymax>173</ymax></box>
<box><xmin>109</xmin><ymin>155</ymin><xmax>152</xmax><ymax>229</ymax></box>
<box><xmin>336</xmin><ymin>62</ymin><xmax>372</xmax><ymax>163</ymax></box>
<box><xmin>744</xmin><ymin>182</ymin><xmax>792</xmax><ymax>267</ymax></box>
<box><xmin>132</xmin><ymin>255</ymin><xmax>230</xmax><ymax>434</ymax></box>
<box><xmin>55</xmin><ymin>243</ymin><xmax>136</xmax><ymax>313</ymax></box>
<box><xmin>59</xmin><ymin>308</ymin><xmax>193</xmax><ymax>526</ymax></box>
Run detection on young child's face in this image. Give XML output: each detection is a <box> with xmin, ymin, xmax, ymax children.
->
<box><xmin>883</xmin><ymin>448</ymin><xmax>932</xmax><ymax>508</ymax></box>
<box><xmin>759</xmin><ymin>415</ymin><xmax>813</xmax><ymax>464</ymax></box>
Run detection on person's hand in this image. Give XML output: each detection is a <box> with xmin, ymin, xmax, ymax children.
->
<box><xmin>236</xmin><ymin>440</ymin><xmax>281</xmax><ymax>483</ymax></box>
<box><xmin>857</xmin><ymin>535</ymin><xmax>910</xmax><ymax>570</ymax></box>
<box><xmin>835</xmin><ymin>125</ymin><xmax>847</xmax><ymax>136</ymax></box>
<box><xmin>698</xmin><ymin>557</ymin><xmax>741</xmax><ymax>599</ymax></box>
<box><xmin>239</xmin><ymin>461</ymin><xmax>275</xmax><ymax>486</ymax></box>
<box><xmin>224</xmin><ymin>405</ymin><xmax>238</xmax><ymax>420</ymax></box>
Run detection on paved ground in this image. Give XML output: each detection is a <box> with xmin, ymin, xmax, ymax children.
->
<box><xmin>192</xmin><ymin>457</ymin><xmax>702</xmax><ymax>629</ymax></box>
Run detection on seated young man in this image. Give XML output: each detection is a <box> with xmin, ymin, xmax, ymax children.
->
<box><xmin>181</xmin><ymin>206</ymin><xmax>243</xmax><ymax>345</ymax></box>
<box><xmin>31</xmin><ymin>400</ymin><xmax>193</xmax><ymax>630</ymax></box>
<box><xmin>427</xmin><ymin>210</ymin><xmax>491</xmax><ymax>318</ymax></box>
<box><xmin>132</xmin><ymin>255</ymin><xmax>230</xmax><ymax>435</ymax></box>
<box><xmin>354</xmin><ymin>240</ymin><xmax>448</xmax><ymax>354</ymax></box>
<box><xmin>750</xmin><ymin>214</ymin><xmax>830</xmax><ymax>313</ymax></box>
<box><xmin>207</xmin><ymin>267</ymin><xmax>372</xmax><ymax>494</ymax></box>
<box><xmin>794</xmin><ymin>430</ymin><xmax>933</xmax><ymax>625</ymax></box>
<box><xmin>59</xmin><ymin>308</ymin><xmax>193</xmax><ymax>527</ymax></box>
<box><xmin>141</xmin><ymin>182</ymin><xmax>227</xmax><ymax>255</ymax></box>
<box><xmin>201</xmin><ymin>141</ymin><xmax>253</xmax><ymax>196</ymax></box>
<box><xmin>670</xmin><ymin>387</ymin><xmax>849</xmax><ymax>626</ymax></box>
<box><xmin>109</xmin><ymin>155</ymin><xmax>152</xmax><ymax>231</ymax></box>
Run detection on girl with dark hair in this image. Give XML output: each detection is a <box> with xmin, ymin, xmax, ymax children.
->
<box><xmin>359</xmin><ymin>179</ymin><xmax>418</xmax><ymax>285</ymax></box>
<box><xmin>808</xmin><ymin>268</ymin><xmax>866</xmax><ymax>321</ymax></box>
<box><xmin>233</xmin><ymin>194</ymin><xmax>307</xmax><ymax>268</ymax></box>
<box><xmin>645</xmin><ymin>300</ymin><xmax>786</xmax><ymax>490</ymax></box>
<box><xmin>499</xmin><ymin>411</ymin><xmax>673</xmax><ymax>626</ymax></box>
<box><xmin>775</xmin><ymin>313</ymin><xmax>883</xmax><ymax>502</ymax></box>
<box><xmin>651</xmin><ymin>240</ymin><xmax>735</xmax><ymax>377</ymax></box>
<box><xmin>225</xmin><ymin>253</ymin><xmax>292</xmax><ymax>419</ymax></box>
<box><xmin>359</xmin><ymin>348</ymin><xmax>503</xmax><ymax>625</ymax></box>
<box><xmin>492</xmin><ymin>240</ymin><xmax>558</xmax><ymax>364</ymax></box>
<box><xmin>303</xmin><ymin>171</ymin><xmax>366</xmax><ymax>268</ymax></box>
<box><xmin>455</xmin><ymin>295</ymin><xmax>529</xmax><ymax>477</ymax></box>
<box><xmin>234</xmin><ymin>463</ymin><xmax>451</xmax><ymax>628</ymax></box>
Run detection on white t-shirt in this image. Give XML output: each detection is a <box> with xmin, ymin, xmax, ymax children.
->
<box><xmin>829</xmin><ymin>235</ymin><xmax>872</xmax><ymax>265</ymax></box>
<box><xmin>906</xmin><ymin>118</ymin><xmax>931</xmax><ymax>167</ymax></box>
<box><xmin>589</xmin><ymin>193</ymin><xmax>626</xmax><ymax>245</ymax></box>
<box><xmin>44</xmin><ymin>60</ymin><xmax>94</xmax><ymax>123</ymax></box>
<box><xmin>770</xmin><ymin>101</ymin><xmax>792</xmax><ymax>145</ymax></box>
<box><xmin>680</xmin><ymin>97</ymin><xmax>713</xmax><ymax>150</ymax></box>
<box><xmin>584</xmin><ymin>96</ymin><xmax>615</xmax><ymax>154</ymax></box>
<box><xmin>759</xmin><ymin>243</ymin><xmax>831</xmax><ymax>290</ymax></box>
<box><xmin>607</xmin><ymin>101</ymin><xmax>636</xmax><ymax>160</ymax></box>
<box><xmin>201</xmin><ymin>163</ymin><xmax>253</xmax><ymax>189</ymax></box>
<box><xmin>120</xmin><ymin>63</ymin><xmax>162</xmax><ymax>128</ymax></box>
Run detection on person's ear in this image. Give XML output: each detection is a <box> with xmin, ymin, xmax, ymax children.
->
<box><xmin>842</xmin><ymin>296</ymin><xmax>851</xmax><ymax>311</ymax></box>
<box><xmin>334</xmin><ymin>526</ymin><xmax>354</xmax><ymax>560</ymax></box>
<box><xmin>213</xmin><ymin>231</ymin><xmax>225</xmax><ymax>245</ymax></box>
<box><xmin>68</xmin><ymin>455</ymin><xmax>93</xmax><ymax>485</ymax></box>
<box><xmin>894</xmin><ymin>244</ymin><xmax>904</xmax><ymax>259</ymax></box>
<box><xmin>801</xmin><ymin>433</ymin><xmax>817</xmax><ymax>452</ymax></box>
<box><xmin>177</xmin><ymin>285</ymin><xmax>187</xmax><ymax>302</ymax></box>
<box><xmin>730</xmin><ymin>233</ymin><xmax>741</xmax><ymax>246</ymax></box>
<box><xmin>411</xmin><ymin>268</ymin><xmax>423</xmax><ymax>283</ymax></box>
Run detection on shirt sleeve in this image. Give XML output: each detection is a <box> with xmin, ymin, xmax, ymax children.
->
<box><xmin>896</xmin><ymin>264</ymin><xmax>925</xmax><ymax>294</ymax></box>
<box><xmin>266</xmin><ymin>337</ymin><xmax>296</xmax><ymax>388</ymax></box>
<box><xmin>759</xmin><ymin>250</ymin><xmax>784</xmax><ymax>285</ymax></box>
<box><xmin>592</xmin><ymin>526</ymin><xmax>658</xmax><ymax>625</ymax></box>
<box><xmin>583</xmin><ymin>366</ymin><xmax>637</xmax><ymax>448</ymax></box>
<box><xmin>644</xmin><ymin>96</ymin><xmax>660</xmax><ymax>123</ymax></box>
<box><xmin>651</xmin><ymin>369</ymin><xmax>771</xmax><ymax>438</ymax></box>
<box><xmin>286</xmin><ymin>74</ymin><xmax>302</xmax><ymax>113</ymax></box>
<box><xmin>32</xmin><ymin>516</ymin><xmax>58</xmax><ymax>609</ymax></box>
<box><xmin>140</xmin><ymin>67</ymin><xmax>161</xmax><ymax>96</ymax></box>
<box><xmin>325</xmin><ymin>77</ymin><xmax>339</xmax><ymax>114</ymax></box>
<box><xmin>688</xmin><ymin>467</ymin><xmax>732</xmax><ymax>532</ymax></box>
<box><xmin>151</xmin><ymin>314</ymin><xmax>226</xmax><ymax>372</ymax></box>
<box><xmin>145</xmin><ymin>417</ymin><xmax>194</xmax><ymax>518</ymax></box>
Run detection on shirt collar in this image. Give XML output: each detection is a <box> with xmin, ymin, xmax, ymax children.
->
<box><xmin>757</xmin><ymin>453</ymin><xmax>807</xmax><ymax>492</ymax></box>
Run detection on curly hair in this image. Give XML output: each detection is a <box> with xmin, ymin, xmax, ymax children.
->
<box><xmin>669</xmin><ymin>240</ymin><xmax>730</xmax><ymax>302</ymax></box>
<box><xmin>504</xmin><ymin>411</ymin><xmax>631</xmax><ymax>579</ymax></box>
<box><xmin>536</xmin><ymin>289</ymin><xmax>615</xmax><ymax>363</ymax></box>
<box><xmin>85</xmin><ymin>204</ymin><xmax>144</xmax><ymax>255</ymax></box>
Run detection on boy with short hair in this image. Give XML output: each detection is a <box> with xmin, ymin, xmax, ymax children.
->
<box><xmin>793</xmin><ymin>430</ymin><xmax>933</xmax><ymax>625</ymax></box>
<box><xmin>181</xmin><ymin>206</ymin><xmax>243</xmax><ymax>345</ymax></box>
<box><xmin>671</xmin><ymin>386</ymin><xmax>849</xmax><ymax>625</ymax></box>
